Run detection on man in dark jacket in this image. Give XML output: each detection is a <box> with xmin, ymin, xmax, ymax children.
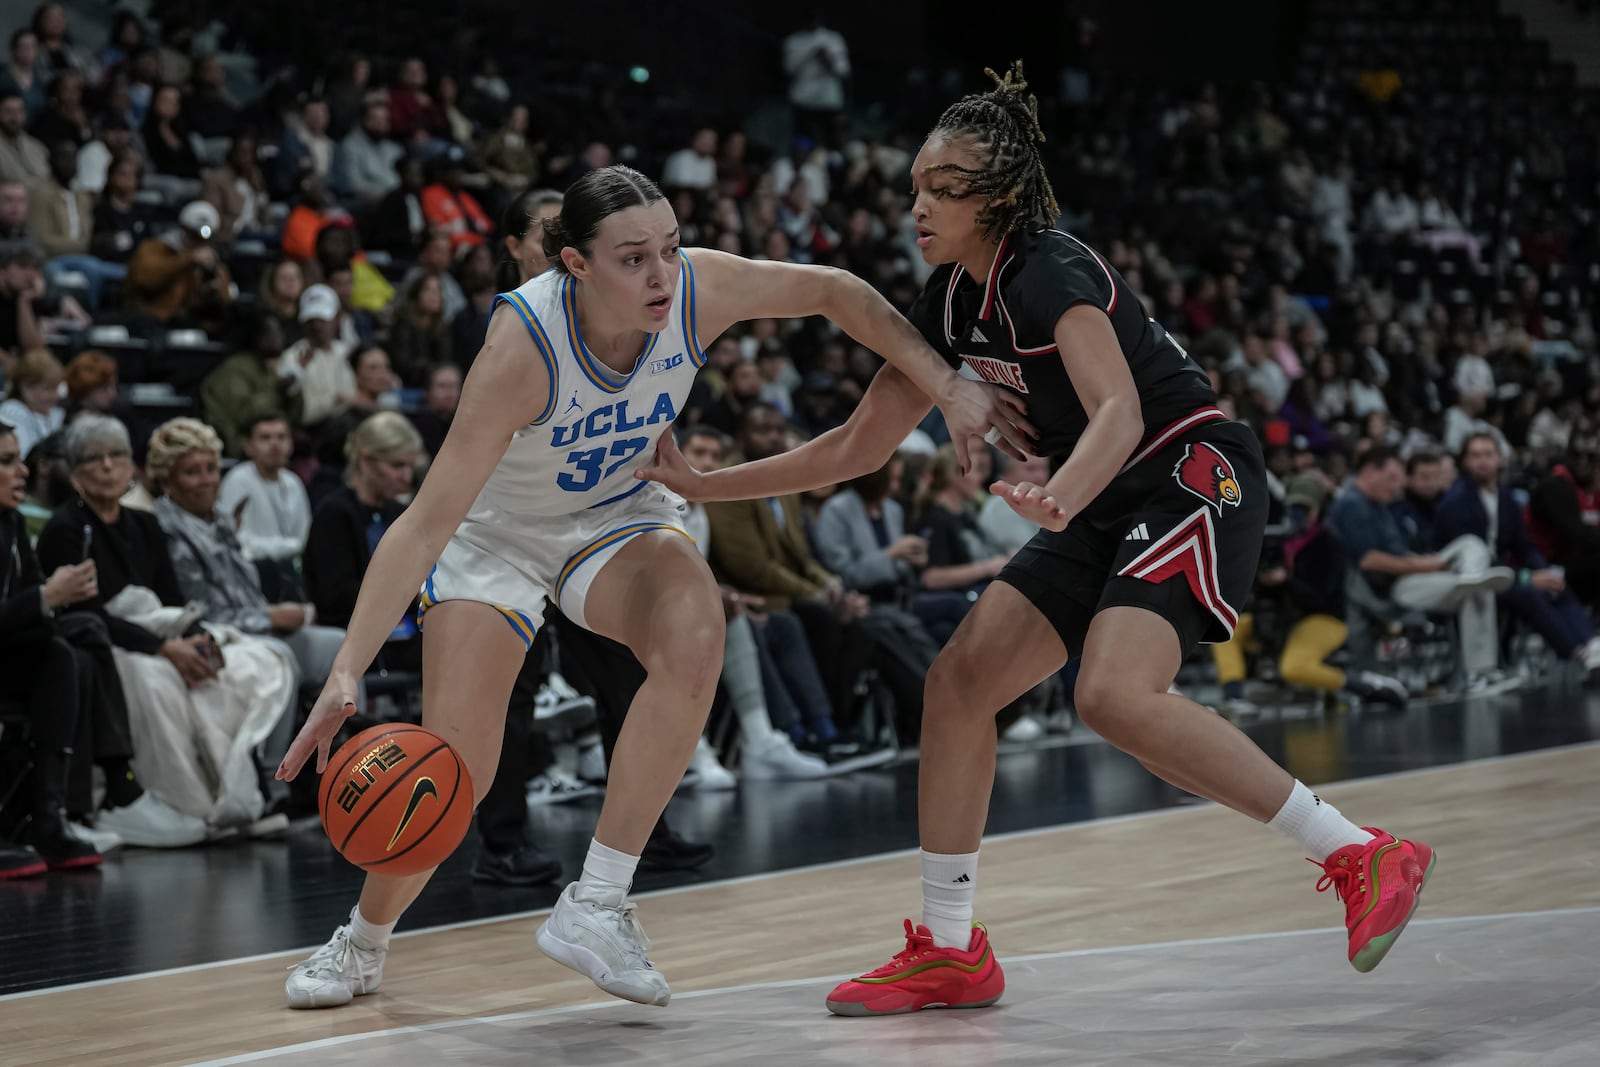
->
<box><xmin>1436</xmin><ymin>433</ymin><xmax>1600</xmax><ymax>670</ymax></box>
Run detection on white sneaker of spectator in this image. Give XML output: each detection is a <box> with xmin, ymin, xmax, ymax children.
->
<box><xmin>681</xmin><ymin>736</ymin><xmax>736</xmax><ymax>791</ymax></box>
<box><xmin>1219</xmin><ymin>697</ymin><xmax>1262</xmax><ymax>721</ymax></box>
<box><xmin>526</xmin><ymin>766</ymin><xmax>599</xmax><ymax>806</ymax></box>
<box><xmin>1000</xmin><ymin>714</ymin><xmax>1046</xmax><ymax>743</ymax></box>
<box><xmin>285</xmin><ymin>911</ymin><xmax>387</xmax><ymax>1009</ymax></box>
<box><xmin>739</xmin><ymin>731</ymin><xmax>831</xmax><ymax>780</ymax></box>
<box><xmin>95</xmin><ymin>793</ymin><xmax>208</xmax><ymax>848</ymax></box>
<box><xmin>69</xmin><ymin>821</ymin><xmax>123</xmax><ymax>853</ymax></box>
<box><xmin>534</xmin><ymin>680</ymin><xmax>596</xmax><ymax>730</ymax></box>
<box><xmin>576</xmin><ymin>739</ymin><xmax>608</xmax><ymax>784</ymax></box>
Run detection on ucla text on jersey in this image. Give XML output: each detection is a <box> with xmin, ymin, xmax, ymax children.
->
<box><xmin>465</xmin><ymin>254</ymin><xmax>706</xmax><ymax>517</ymax></box>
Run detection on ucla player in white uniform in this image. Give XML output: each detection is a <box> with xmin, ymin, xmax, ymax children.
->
<box><xmin>274</xmin><ymin>165</ymin><xmax>1033</xmax><ymax>1010</ymax></box>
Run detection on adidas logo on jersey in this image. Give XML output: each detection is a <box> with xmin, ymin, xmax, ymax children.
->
<box><xmin>969</xmin><ymin>325</ymin><xmax>989</xmax><ymax>343</ymax></box>
<box><xmin>1124</xmin><ymin>523</ymin><xmax>1150</xmax><ymax>542</ymax></box>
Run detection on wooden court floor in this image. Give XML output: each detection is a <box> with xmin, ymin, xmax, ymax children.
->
<box><xmin>4</xmin><ymin>743</ymin><xmax>1597</xmax><ymax>1066</ymax></box>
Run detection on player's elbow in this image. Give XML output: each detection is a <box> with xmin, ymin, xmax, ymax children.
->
<box><xmin>808</xmin><ymin>264</ymin><xmax>868</xmax><ymax>319</ymax></box>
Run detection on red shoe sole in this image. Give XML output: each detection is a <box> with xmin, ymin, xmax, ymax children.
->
<box><xmin>46</xmin><ymin>854</ymin><xmax>104</xmax><ymax>871</ymax></box>
<box><xmin>0</xmin><ymin>862</ymin><xmax>47</xmax><ymax>879</ymax></box>
<box><xmin>826</xmin><ymin>963</ymin><xmax>1007</xmax><ymax>1017</ymax></box>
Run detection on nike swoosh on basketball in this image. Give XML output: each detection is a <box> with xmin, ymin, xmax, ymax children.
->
<box><xmin>387</xmin><ymin>777</ymin><xmax>439</xmax><ymax>851</ymax></box>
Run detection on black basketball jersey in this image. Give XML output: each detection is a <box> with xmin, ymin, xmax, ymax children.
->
<box><xmin>907</xmin><ymin>228</ymin><xmax>1216</xmax><ymax>459</ymax></box>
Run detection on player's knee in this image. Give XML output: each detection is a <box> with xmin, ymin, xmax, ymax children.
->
<box><xmin>644</xmin><ymin>614</ymin><xmax>725</xmax><ymax>702</ymax></box>
<box><xmin>924</xmin><ymin>650</ymin><xmax>984</xmax><ymax>718</ymax></box>
<box><xmin>1072</xmin><ymin>668</ymin><xmax>1127</xmax><ymax>735</ymax></box>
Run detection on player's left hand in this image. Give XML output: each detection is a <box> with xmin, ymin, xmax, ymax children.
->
<box><xmin>990</xmin><ymin>479</ymin><xmax>1068</xmax><ymax>532</ymax></box>
<box><xmin>635</xmin><ymin>427</ymin><xmax>706</xmax><ymax>499</ymax></box>
<box><xmin>939</xmin><ymin>378</ymin><xmax>1035</xmax><ymax>472</ymax></box>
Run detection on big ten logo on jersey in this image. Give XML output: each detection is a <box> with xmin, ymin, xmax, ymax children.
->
<box><xmin>650</xmin><ymin>352</ymin><xmax>684</xmax><ymax>375</ymax></box>
<box><xmin>552</xmin><ymin>391</ymin><xmax>678</xmax><ymax>493</ymax></box>
<box><xmin>962</xmin><ymin>353</ymin><xmax>1029</xmax><ymax>394</ymax></box>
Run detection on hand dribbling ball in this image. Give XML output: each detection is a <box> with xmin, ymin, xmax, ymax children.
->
<box><xmin>319</xmin><ymin>723</ymin><xmax>473</xmax><ymax>875</ymax></box>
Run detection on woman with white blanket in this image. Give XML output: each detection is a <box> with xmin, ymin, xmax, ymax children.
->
<box><xmin>35</xmin><ymin>415</ymin><xmax>297</xmax><ymax>837</ymax></box>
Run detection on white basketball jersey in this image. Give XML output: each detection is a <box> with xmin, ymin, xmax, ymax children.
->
<box><xmin>466</xmin><ymin>255</ymin><xmax>707</xmax><ymax>518</ymax></box>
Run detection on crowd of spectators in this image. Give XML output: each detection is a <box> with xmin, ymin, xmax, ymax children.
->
<box><xmin>1</xmin><ymin>0</ymin><xmax>1598</xmax><ymax>883</ymax></box>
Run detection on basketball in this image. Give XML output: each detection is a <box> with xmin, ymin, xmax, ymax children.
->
<box><xmin>319</xmin><ymin>724</ymin><xmax>474</xmax><ymax>876</ymax></box>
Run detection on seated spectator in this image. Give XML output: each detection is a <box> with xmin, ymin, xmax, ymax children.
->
<box><xmin>0</xmin><ymin>179</ymin><xmax>28</xmax><ymax>249</ymax></box>
<box><xmin>124</xmin><ymin>200</ymin><xmax>234</xmax><ymax>330</ymax></box>
<box><xmin>28</xmin><ymin>141</ymin><xmax>94</xmax><ymax>262</ymax></box>
<box><xmin>1327</xmin><ymin>445</ymin><xmax>1513</xmax><ymax>687</ymax></box>
<box><xmin>914</xmin><ymin>445</ymin><xmax>1010</xmax><ymax>610</ymax></box>
<box><xmin>184</xmin><ymin>55</ymin><xmax>242</xmax><ymax>142</ymax></box>
<box><xmin>202</xmin><ymin>312</ymin><xmax>301</xmax><ymax>457</ymax></box>
<box><xmin>257</xmin><ymin>257</ymin><xmax>305</xmax><ymax>345</ymax></box>
<box><xmin>217</xmin><ymin>412</ymin><xmax>311</xmax><ymax>568</ymax></box>
<box><xmin>61</xmin><ymin>348</ymin><xmax>119</xmax><ymax>420</ymax></box>
<box><xmin>0</xmin><ymin>32</ymin><xmax>44</xmax><ymax>120</ymax></box>
<box><xmin>74</xmin><ymin>117</ymin><xmax>136</xmax><ymax>195</ymax></box>
<box><xmin>0</xmin><ymin>245</ymin><xmax>46</xmax><ymax>353</ymax></box>
<box><xmin>408</xmin><ymin>361</ymin><xmax>460</xmax><ymax>457</ymax></box>
<box><xmin>387</xmin><ymin>272</ymin><xmax>452</xmax><ymax>386</ymax></box>
<box><xmin>276</xmin><ymin>283</ymin><xmax>353</xmax><ymax>428</ymax></box>
<box><xmin>399</xmin><ymin>229</ymin><xmax>466</xmax><ymax>320</ymax></box>
<box><xmin>708</xmin><ymin>404</ymin><xmax>930</xmax><ymax>744</ymax></box>
<box><xmin>201</xmin><ymin>134</ymin><xmax>271</xmax><ymax>242</ymax></box>
<box><xmin>0</xmin><ymin>419</ymin><xmax>103</xmax><ymax>869</ymax></box>
<box><xmin>1390</xmin><ymin>449</ymin><xmax>1450</xmax><ymax>553</ymax></box>
<box><xmin>303</xmin><ymin>412</ymin><xmax>422</xmax><ymax>671</ymax></box>
<box><xmin>366</xmin><ymin>154</ymin><xmax>427</xmax><ymax>256</ymax></box>
<box><xmin>420</xmin><ymin>155</ymin><xmax>491</xmax><ymax>249</ymax></box>
<box><xmin>1212</xmin><ymin>472</ymin><xmax>1409</xmax><ymax>716</ymax></box>
<box><xmin>274</xmin><ymin>96</ymin><xmax>333</xmax><ymax>200</ymax></box>
<box><xmin>1528</xmin><ymin>454</ymin><xmax>1600</xmax><ymax>608</ymax></box>
<box><xmin>675</xmin><ymin>425</ymin><xmax>837</xmax><ymax>775</ymax></box>
<box><xmin>31</xmin><ymin>69</ymin><xmax>91</xmax><ymax>149</ymax></box>
<box><xmin>36</xmin><ymin>414</ymin><xmax>298</xmax><ymax>834</ymax></box>
<box><xmin>149</xmin><ymin>418</ymin><xmax>349</xmax><ymax>695</ymax></box>
<box><xmin>388</xmin><ymin>57</ymin><xmax>449</xmax><ymax>149</ymax></box>
<box><xmin>140</xmin><ymin>84</ymin><xmax>200</xmax><ymax>180</ymax></box>
<box><xmin>977</xmin><ymin>448</ymin><xmax>1043</xmax><ymax>554</ymax></box>
<box><xmin>330</xmin><ymin>99</ymin><xmax>403</xmax><ymax>208</ymax></box>
<box><xmin>450</xmin><ymin>243</ymin><xmax>496</xmax><ymax>366</ymax></box>
<box><xmin>0</xmin><ymin>90</ymin><xmax>47</xmax><ymax>186</ymax></box>
<box><xmin>311</xmin><ymin>345</ymin><xmax>398</xmax><ymax>465</ymax></box>
<box><xmin>477</xmin><ymin>104</ymin><xmax>541</xmax><ymax>205</ymax></box>
<box><xmin>702</xmin><ymin>358</ymin><xmax>765</xmax><ymax>439</ymax></box>
<box><xmin>88</xmin><ymin>152</ymin><xmax>151</xmax><ymax>263</ymax></box>
<box><xmin>3</xmin><ymin>418</ymin><xmax>204</xmax><ymax>860</ymax></box>
<box><xmin>323</xmin><ymin>258</ymin><xmax>377</xmax><ymax>350</ymax></box>
<box><xmin>1436</xmin><ymin>433</ymin><xmax>1600</xmax><ymax>671</ymax></box>
<box><xmin>0</xmin><ymin>348</ymin><xmax>64</xmax><ymax>456</ymax></box>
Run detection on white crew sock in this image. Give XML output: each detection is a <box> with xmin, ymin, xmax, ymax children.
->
<box><xmin>575</xmin><ymin>837</ymin><xmax>639</xmax><ymax>906</ymax></box>
<box><xmin>920</xmin><ymin>849</ymin><xmax>979</xmax><ymax>950</ymax></box>
<box><xmin>348</xmin><ymin>906</ymin><xmax>397</xmax><ymax>950</ymax></box>
<box><xmin>1269</xmin><ymin>781</ymin><xmax>1374</xmax><ymax>860</ymax></box>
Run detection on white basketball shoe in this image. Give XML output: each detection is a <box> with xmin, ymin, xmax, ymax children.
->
<box><xmin>284</xmin><ymin>910</ymin><xmax>387</xmax><ymax>1009</ymax></box>
<box><xmin>536</xmin><ymin>883</ymin><xmax>670</xmax><ymax>1006</ymax></box>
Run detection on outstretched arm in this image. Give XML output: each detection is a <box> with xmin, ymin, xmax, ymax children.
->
<box><xmin>686</xmin><ymin>249</ymin><xmax>1034</xmax><ymax>469</ymax></box>
<box><xmin>277</xmin><ymin>307</ymin><xmax>549</xmax><ymax>778</ymax></box>
<box><xmin>641</xmin><ymin>363</ymin><xmax>939</xmax><ymax>501</ymax></box>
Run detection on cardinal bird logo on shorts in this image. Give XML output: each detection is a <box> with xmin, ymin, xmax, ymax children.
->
<box><xmin>1173</xmin><ymin>442</ymin><xmax>1243</xmax><ymax>512</ymax></box>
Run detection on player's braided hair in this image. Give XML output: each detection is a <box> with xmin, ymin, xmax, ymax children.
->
<box><xmin>927</xmin><ymin>61</ymin><xmax>1060</xmax><ymax>242</ymax></box>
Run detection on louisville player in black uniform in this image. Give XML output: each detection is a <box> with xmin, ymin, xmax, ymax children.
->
<box><xmin>639</xmin><ymin>63</ymin><xmax>1436</xmax><ymax>1015</ymax></box>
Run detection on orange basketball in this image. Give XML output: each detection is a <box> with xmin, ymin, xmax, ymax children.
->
<box><xmin>319</xmin><ymin>723</ymin><xmax>474</xmax><ymax>876</ymax></box>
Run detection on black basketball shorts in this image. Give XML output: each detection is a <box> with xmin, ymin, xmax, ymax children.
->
<box><xmin>997</xmin><ymin>410</ymin><xmax>1268</xmax><ymax>658</ymax></box>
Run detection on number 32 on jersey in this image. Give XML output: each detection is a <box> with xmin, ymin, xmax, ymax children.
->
<box><xmin>550</xmin><ymin>391</ymin><xmax>678</xmax><ymax>494</ymax></box>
